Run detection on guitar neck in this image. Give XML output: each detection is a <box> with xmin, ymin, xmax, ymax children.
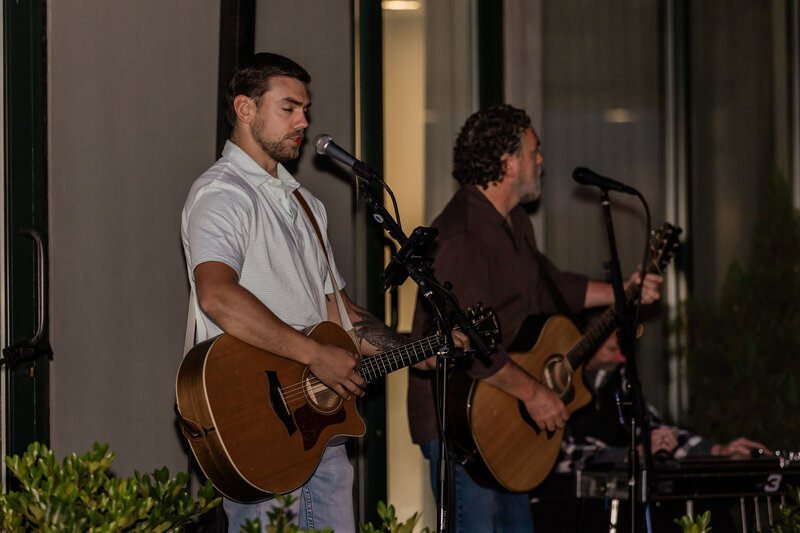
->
<box><xmin>566</xmin><ymin>264</ymin><xmax>658</xmax><ymax>369</ymax></box>
<box><xmin>357</xmin><ymin>335</ymin><xmax>443</xmax><ymax>383</ymax></box>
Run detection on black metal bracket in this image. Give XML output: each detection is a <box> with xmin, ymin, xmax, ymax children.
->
<box><xmin>1</xmin><ymin>228</ymin><xmax>53</xmax><ymax>369</ymax></box>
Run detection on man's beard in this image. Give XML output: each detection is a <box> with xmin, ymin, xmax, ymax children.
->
<box><xmin>253</xmin><ymin>115</ymin><xmax>301</xmax><ymax>165</ymax></box>
<box><xmin>517</xmin><ymin>174</ymin><xmax>542</xmax><ymax>203</ymax></box>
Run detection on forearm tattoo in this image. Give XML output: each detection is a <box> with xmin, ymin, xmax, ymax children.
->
<box><xmin>352</xmin><ymin>308</ymin><xmax>406</xmax><ymax>351</ymax></box>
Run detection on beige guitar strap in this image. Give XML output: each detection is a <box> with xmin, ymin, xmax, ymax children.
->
<box><xmin>293</xmin><ymin>189</ymin><xmax>360</xmax><ymax>353</ymax></box>
<box><xmin>184</xmin><ymin>291</ymin><xmax>196</xmax><ymax>356</ymax></box>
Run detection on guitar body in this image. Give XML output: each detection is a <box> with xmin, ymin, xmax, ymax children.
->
<box><xmin>175</xmin><ymin>322</ymin><xmax>366</xmax><ymax>502</ymax></box>
<box><xmin>448</xmin><ymin>315</ymin><xmax>593</xmax><ymax>492</ymax></box>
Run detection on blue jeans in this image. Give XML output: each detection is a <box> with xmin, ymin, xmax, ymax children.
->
<box><xmin>223</xmin><ymin>443</ymin><xmax>355</xmax><ymax>532</ymax></box>
<box><xmin>421</xmin><ymin>440</ymin><xmax>534</xmax><ymax>533</ymax></box>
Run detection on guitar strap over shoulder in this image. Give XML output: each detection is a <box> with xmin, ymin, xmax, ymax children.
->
<box><xmin>293</xmin><ymin>189</ymin><xmax>360</xmax><ymax>353</ymax></box>
<box><xmin>184</xmin><ymin>291</ymin><xmax>196</xmax><ymax>356</ymax></box>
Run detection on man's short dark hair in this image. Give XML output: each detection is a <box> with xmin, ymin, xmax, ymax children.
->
<box><xmin>452</xmin><ymin>104</ymin><xmax>532</xmax><ymax>188</ymax></box>
<box><xmin>224</xmin><ymin>52</ymin><xmax>311</xmax><ymax>127</ymax></box>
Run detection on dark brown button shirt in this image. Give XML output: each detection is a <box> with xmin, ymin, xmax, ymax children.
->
<box><xmin>407</xmin><ymin>184</ymin><xmax>589</xmax><ymax>445</ymax></box>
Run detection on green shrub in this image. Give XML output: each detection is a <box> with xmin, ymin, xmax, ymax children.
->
<box><xmin>0</xmin><ymin>441</ymin><xmax>220</xmax><ymax>532</ymax></box>
<box><xmin>683</xmin><ymin>172</ymin><xmax>800</xmax><ymax>448</ymax></box>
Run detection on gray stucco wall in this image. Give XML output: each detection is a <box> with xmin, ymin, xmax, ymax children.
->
<box><xmin>48</xmin><ymin>0</ymin><xmax>355</xmax><ymax>477</ymax></box>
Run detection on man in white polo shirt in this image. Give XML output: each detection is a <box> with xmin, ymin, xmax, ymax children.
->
<box><xmin>181</xmin><ymin>53</ymin><xmax>438</xmax><ymax>532</ymax></box>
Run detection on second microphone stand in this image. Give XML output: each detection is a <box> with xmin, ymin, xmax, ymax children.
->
<box><xmin>598</xmin><ymin>188</ymin><xmax>655</xmax><ymax>533</ymax></box>
<box><xmin>351</xmin><ymin>166</ymin><xmax>493</xmax><ymax>533</ymax></box>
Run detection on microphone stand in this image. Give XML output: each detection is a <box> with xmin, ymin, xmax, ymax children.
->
<box><xmin>597</xmin><ymin>188</ymin><xmax>653</xmax><ymax>533</ymax></box>
<box><xmin>350</xmin><ymin>166</ymin><xmax>493</xmax><ymax>533</ymax></box>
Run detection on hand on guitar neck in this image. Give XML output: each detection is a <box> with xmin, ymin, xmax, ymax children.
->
<box><xmin>584</xmin><ymin>268</ymin><xmax>664</xmax><ymax>308</ymax></box>
<box><xmin>626</xmin><ymin>267</ymin><xmax>663</xmax><ymax>305</ymax></box>
<box><xmin>413</xmin><ymin>330</ymin><xmax>471</xmax><ymax>371</ymax></box>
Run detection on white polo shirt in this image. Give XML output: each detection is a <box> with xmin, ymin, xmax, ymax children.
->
<box><xmin>181</xmin><ymin>140</ymin><xmax>345</xmax><ymax>343</ymax></box>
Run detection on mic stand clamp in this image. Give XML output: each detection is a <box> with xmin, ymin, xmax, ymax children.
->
<box><xmin>382</xmin><ymin>226</ymin><xmax>438</xmax><ymax>289</ymax></box>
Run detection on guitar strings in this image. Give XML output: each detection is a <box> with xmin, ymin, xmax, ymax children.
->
<box><xmin>275</xmin><ymin>336</ymin><xmax>439</xmax><ymax>404</ymax></box>
<box><xmin>274</xmin><ymin>313</ymin><xmax>496</xmax><ymax>407</ymax></box>
<box><xmin>272</xmin><ymin>336</ymin><xmax>443</xmax><ymax>408</ymax></box>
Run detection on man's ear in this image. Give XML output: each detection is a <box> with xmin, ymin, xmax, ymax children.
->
<box><xmin>500</xmin><ymin>152</ymin><xmax>519</xmax><ymax>183</ymax></box>
<box><xmin>233</xmin><ymin>95</ymin><xmax>255</xmax><ymax>124</ymax></box>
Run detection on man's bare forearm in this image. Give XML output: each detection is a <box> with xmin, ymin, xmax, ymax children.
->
<box><xmin>326</xmin><ymin>291</ymin><xmax>407</xmax><ymax>355</ymax></box>
<box><xmin>351</xmin><ymin>306</ymin><xmax>407</xmax><ymax>354</ymax></box>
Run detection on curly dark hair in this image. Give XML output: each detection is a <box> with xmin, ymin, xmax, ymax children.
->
<box><xmin>452</xmin><ymin>104</ymin><xmax>532</xmax><ymax>188</ymax></box>
<box><xmin>224</xmin><ymin>52</ymin><xmax>311</xmax><ymax>127</ymax></box>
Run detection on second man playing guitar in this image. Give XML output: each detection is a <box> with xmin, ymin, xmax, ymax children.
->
<box><xmin>408</xmin><ymin>104</ymin><xmax>663</xmax><ymax>533</ymax></box>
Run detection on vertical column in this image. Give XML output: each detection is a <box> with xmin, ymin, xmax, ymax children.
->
<box><xmin>356</xmin><ymin>0</ymin><xmax>387</xmax><ymax>526</ymax></box>
<box><xmin>216</xmin><ymin>0</ymin><xmax>255</xmax><ymax>157</ymax></box>
<box><xmin>664</xmin><ymin>0</ymin><xmax>691</xmax><ymax>422</ymax></box>
<box><xmin>3</xmin><ymin>0</ymin><xmax>50</xmax><ymax>467</ymax></box>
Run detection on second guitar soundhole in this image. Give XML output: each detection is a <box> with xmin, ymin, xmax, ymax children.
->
<box><xmin>541</xmin><ymin>354</ymin><xmax>573</xmax><ymax>398</ymax></box>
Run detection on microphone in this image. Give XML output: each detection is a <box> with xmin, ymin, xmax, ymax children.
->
<box><xmin>572</xmin><ymin>167</ymin><xmax>638</xmax><ymax>195</ymax></box>
<box><xmin>314</xmin><ymin>134</ymin><xmax>379</xmax><ymax>180</ymax></box>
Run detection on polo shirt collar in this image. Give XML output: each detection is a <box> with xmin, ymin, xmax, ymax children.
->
<box><xmin>222</xmin><ymin>140</ymin><xmax>301</xmax><ymax>197</ymax></box>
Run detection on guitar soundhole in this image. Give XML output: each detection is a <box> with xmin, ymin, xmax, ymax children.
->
<box><xmin>542</xmin><ymin>355</ymin><xmax>573</xmax><ymax>398</ymax></box>
<box><xmin>302</xmin><ymin>368</ymin><xmax>343</xmax><ymax>414</ymax></box>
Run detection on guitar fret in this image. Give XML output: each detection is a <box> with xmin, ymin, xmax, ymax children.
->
<box><xmin>396</xmin><ymin>345</ymin><xmax>405</xmax><ymax>370</ymax></box>
<box><xmin>402</xmin><ymin>342</ymin><xmax>415</xmax><ymax>370</ymax></box>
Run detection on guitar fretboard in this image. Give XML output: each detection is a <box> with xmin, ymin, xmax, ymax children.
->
<box><xmin>357</xmin><ymin>335</ymin><xmax>443</xmax><ymax>383</ymax></box>
<box><xmin>565</xmin><ymin>254</ymin><xmax>669</xmax><ymax>370</ymax></box>
<box><xmin>566</xmin><ymin>282</ymin><xmax>639</xmax><ymax>369</ymax></box>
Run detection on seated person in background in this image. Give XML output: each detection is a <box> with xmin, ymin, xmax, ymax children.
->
<box><xmin>556</xmin><ymin>330</ymin><xmax>767</xmax><ymax>473</ymax></box>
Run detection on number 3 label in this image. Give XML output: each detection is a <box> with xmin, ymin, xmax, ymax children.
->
<box><xmin>765</xmin><ymin>474</ymin><xmax>782</xmax><ymax>492</ymax></box>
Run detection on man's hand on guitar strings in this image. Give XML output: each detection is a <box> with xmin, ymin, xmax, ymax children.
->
<box><xmin>625</xmin><ymin>267</ymin><xmax>664</xmax><ymax>305</ymax></box>
<box><xmin>413</xmin><ymin>330</ymin><xmax>470</xmax><ymax>371</ymax></box>
<box><xmin>307</xmin><ymin>343</ymin><xmax>366</xmax><ymax>400</ymax></box>
<box><xmin>525</xmin><ymin>382</ymin><xmax>569</xmax><ymax>433</ymax></box>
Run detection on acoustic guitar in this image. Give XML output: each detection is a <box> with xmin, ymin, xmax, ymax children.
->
<box><xmin>445</xmin><ymin>223</ymin><xmax>681</xmax><ymax>492</ymax></box>
<box><xmin>175</xmin><ymin>305</ymin><xmax>498</xmax><ymax>502</ymax></box>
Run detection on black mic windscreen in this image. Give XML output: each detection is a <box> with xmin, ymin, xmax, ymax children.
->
<box><xmin>572</xmin><ymin>167</ymin><xmax>593</xmax><ymax>184</ymax></box>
